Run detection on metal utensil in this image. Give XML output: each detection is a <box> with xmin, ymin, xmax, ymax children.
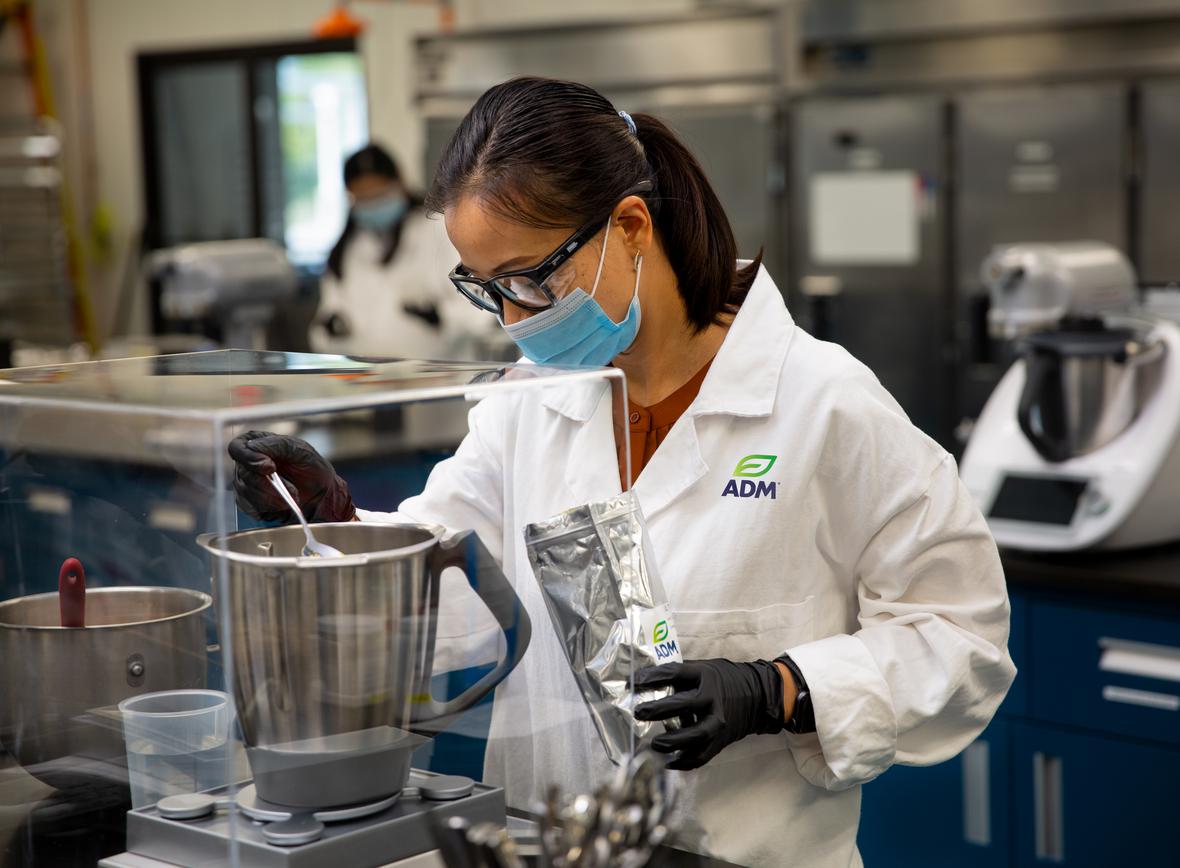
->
<box><xmin>436</xmin><ymin>816</ymin><xmax>480</xmax><ymax>868</ymax></box>
<box><xmin>267</xmin><ymin>472</ymin><xmax>344</xmax><ymax>558</ymax></box>
<box><xmin>494</xmin><ymin>827</ymin><xmax>526</xmax><ymax>868</ymax></box>
<box><xmin>435</xmin><ymin>752</ymin><xmax>674</xmax><ymax>868</ymax></box>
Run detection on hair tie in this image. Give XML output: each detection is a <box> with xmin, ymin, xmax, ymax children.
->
<box><xmin>618</xmin><ymin>110</ymin><xmax>637</xmax><ymax>136</ymax></box>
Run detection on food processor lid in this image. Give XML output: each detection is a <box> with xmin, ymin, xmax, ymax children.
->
<box><xmin>1025</xmin><ymin>326</ymin><xmax>1138</xmax><ymax>358</ymax></box>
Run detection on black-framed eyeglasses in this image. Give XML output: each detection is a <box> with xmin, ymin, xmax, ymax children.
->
<box><xmin>449</xmin><ymin>180</ymin><xmax>653</xmax><ymax>315</ymax></box>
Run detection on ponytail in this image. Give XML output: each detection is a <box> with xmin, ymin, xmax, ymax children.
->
<box><xmin>427</xmin><ymin>76</ymin><xmax>759</xmax><ymax>332</ymax></box>
<box><xmin>631</xmin><ymin>113</ymin><xmax>761</xmax><ymax>330</ymax></box>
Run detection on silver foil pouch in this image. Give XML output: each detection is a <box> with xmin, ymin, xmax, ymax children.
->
<box><xmin>524</xmin><ymin>491</ymin><xmax>682</xmax><ymax>765</ymax></box>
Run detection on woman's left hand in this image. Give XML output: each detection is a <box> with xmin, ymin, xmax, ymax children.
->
<box><xmin>633</xmin><ymin>658</ymin><xmax>788</xmax><ymax>770</ymax></box>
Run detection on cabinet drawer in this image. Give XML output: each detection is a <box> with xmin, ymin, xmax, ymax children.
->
<box><xmin>1011</xmin><ymin>722</ymin><xmax>1180</xmax><ymax>867</ymax></box>
<box><xmin>1030</xmin><ymin>601</ymin><xmax>1180</xmax><ymax>745</ymax></box>
<box><xmin>859</xmin><ymin>719</ymin><xmax>1009</xmax><ymax>868</ymax></box>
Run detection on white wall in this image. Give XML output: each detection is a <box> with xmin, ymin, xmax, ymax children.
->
<box><xmin>39</xmin><ymin>0</ymin><xmax>702</xmax><ymax>342</ymax></box>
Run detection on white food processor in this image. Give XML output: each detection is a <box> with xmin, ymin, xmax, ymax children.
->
<box><xmin>960</xmin><ymin>242</ymin><xmax>1180</xmax><ymax>551</ymax></box>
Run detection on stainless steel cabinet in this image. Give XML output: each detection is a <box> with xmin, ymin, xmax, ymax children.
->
<box><xmin>1139</xmin><ymin>78</ymin><xmax>1180</xmax><ymax>284</ymax></box>
<box><xmin>955</xmin><ymin>84</ymin><xmax>1128</xmax><ymax>423</ymax></box>
<box><xmin>790</xmin><ymin>96</ymin><xmax>951</xmax><ymax>442</ymax></box>
<box><xmin>653</xmin><ymin>104</ymin><xmax>784</xmax><ymax>283</ymax></box>
<box><xmin>424</xmin><ymin>116</ymin><xmax>462</xmax><ymax>187</ymax></box>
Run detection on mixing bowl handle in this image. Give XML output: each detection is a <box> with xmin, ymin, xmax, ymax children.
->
<box><xmin>1018</xmin><ymin>350</ymin><xmax>1071</xmax><ymax>463</ymax></box>
<box><xmin>412</xmin><ymin>530</ymin><xmax>532</xmax><ymax>722</ymax></box>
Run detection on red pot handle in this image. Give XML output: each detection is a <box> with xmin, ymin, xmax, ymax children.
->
<box><xmin>59</xmin><ymin>558</ymin><xmax>86</xmax><ymax>628</ymax></box>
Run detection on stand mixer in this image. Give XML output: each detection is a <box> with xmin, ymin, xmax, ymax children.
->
<box><xmin>960</xmin><ymin>242</ymin><xmax>1180</xmax><ymax>551</ymax></box>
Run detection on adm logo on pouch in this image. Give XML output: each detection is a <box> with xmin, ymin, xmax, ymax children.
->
<box><xmin>722</xmin><ymin>454</ymin><xmax>779</xmax><ymax>499</ymax></box>
<box><xmin>651</xmin><ymin>618</ymin><xmax>680</xmax><ymax>661</ymax></box>
<box><xmin>641</xmin><ymin>605</ymin><xmax>682</xmax><ymax>663</ymax></box>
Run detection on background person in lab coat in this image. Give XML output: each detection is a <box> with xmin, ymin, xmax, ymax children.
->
<box><xmin>230</xmin><ymin>77</ymin><xmax>1016</xmax><ymax>867</ymax></box>
<box><xmin>310</xmin><ymin>143</ymin><xmax>499</xmax><ymax>359</ymax></box>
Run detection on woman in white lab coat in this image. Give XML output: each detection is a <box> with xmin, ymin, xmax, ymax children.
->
<box><xmin>230</xmin><ymin>78</ymin><xmax>1016</xmax><ymax>867</ymax></box>
<box><xmin>310</xmin><ymin>143</ymin><xmax>498</xmax><ymax>359</ymax></box>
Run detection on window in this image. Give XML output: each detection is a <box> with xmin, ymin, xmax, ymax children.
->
<box><xmin>275</xmin><ymin>52</ymin><xmax>369</xmax><ymax>266</ymax></box>
<box><xmin>138</xmin><ymin>39</ymin><xmax>368</xmax><ymax>268</ymax></box>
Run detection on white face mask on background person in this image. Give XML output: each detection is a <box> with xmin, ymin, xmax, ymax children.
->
<box><xmin>352</xmin><ymin>193</ymin><xmax>409</xmax><ymax>232</ymax></box>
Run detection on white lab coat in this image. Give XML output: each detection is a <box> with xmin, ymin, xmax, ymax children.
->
<box><xmin>358</xmin><ymin>264</ymin><xmax>1016</xmax><ymax>867</ymax></box>
<box><xmin>310</xmin><ymin>211</ymin><xmax>504</xmax><ymax>360</ymax></box>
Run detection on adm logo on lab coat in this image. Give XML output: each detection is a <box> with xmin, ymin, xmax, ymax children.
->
<box><xmin>721</xmin><ymin>454</ymin><xmax>778</xmax><ymax>499</ymax></box>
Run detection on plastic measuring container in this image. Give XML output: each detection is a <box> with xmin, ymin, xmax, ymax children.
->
<box><xmin>118</xmin><ymin>689</ymin><xmax>230</xmax><ymax>809</ymax></box>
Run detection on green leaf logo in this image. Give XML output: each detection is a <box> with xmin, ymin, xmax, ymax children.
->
<box><xmin>653</xmin><ymin>620</ymin><xmax>669</xmax><ymax>643</ymax></box>
<box><xmin>733</xmin><ymin>454</ymin><xmax>777</xmax><ymax>478</ymax></box>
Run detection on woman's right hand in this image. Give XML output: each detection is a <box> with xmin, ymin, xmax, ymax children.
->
<box><xmin>228</xmin><ymin>431</ymin><xmax>356</xmax><ymax>523</ymax></box>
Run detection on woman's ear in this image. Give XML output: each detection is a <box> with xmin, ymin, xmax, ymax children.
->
<box><xmin>614</xmin><ymin>195</ymin><xmax>654</xmax><ymax>258</ymax></box>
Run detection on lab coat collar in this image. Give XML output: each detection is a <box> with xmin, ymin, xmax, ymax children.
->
<box><xmin>632</xmin><ymin>264</ymin><xmax>793</xmax><ymax>516</ymax></box>
<box><xmin>541</xmin><ymin>263</ymin><xmax>794</xmax><ymax>511</ymax></box>
<box><xmin>689</xmin><ymin>262</ymin><xmax>794</xmax><ymax>419</ymax></box>
<box><xmin>535</xmin><ymin>369</ymin><xmax>622</xmax><ymax>502</ymax></box>
<box><xmin>540</xmin><ymin>263</ymin><xmax>793</xmax><ymax>423</ymax></box>
<box><xmin>538</xmin><ymin>374</ymin><xmax>613</xmax><ymax>423</ymax></box>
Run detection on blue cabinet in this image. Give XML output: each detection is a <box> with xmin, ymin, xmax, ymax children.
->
<box><xmin>811</xmin><ymin>581</ymin><xmax>1180</xmax><ymax>867</ymax></box>
<box><xmin>857</xmin><ymin>719</ymin><xmax>1010</xmax><ymax>868</ymax></box>
<box><xmin>857</xmin><ymin>589</ymin><xmax>1026</xmax><ymax>867</ymax></box>
<box><xmin>1010</xmin><ymin>721</ymin><xmax>1180</xmax><ymax>867</ymax></box>
<box><xmin>1029</xmin><ymin>600</ymin><xmax>1180</xmax><ymax>748</ymax></box>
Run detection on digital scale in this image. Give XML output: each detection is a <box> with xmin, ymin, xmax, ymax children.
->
<box><xmin>98</xmin><ymin>770</ymin><xmax>505</xmax><ymax>868</ymax></box>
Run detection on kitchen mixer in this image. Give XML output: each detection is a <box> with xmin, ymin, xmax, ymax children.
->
<box><xmin>959</xmin><ymin>242</ymin><xmax>1180</xmax><ymax>551</ymax></box>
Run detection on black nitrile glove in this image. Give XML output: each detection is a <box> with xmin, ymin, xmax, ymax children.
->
<box><xmin>632</xmin><ymin>658</ymin><xmax>785</xmax><ymax>771</ymax></box>
<box><xmin>228</xmin><ymin>430</ymin><xmax>356</xmax><ymax>523</ymax></box>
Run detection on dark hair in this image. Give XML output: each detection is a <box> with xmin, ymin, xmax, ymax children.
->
<box><xmin>326</xmin><ymin>143</ymin><xmax>422</xmax><ymax>280</ymax></box>
<box><xmin>426</xmin><ymin>77</ymin><xmax>760</xmax><ymax>332</ymax></box>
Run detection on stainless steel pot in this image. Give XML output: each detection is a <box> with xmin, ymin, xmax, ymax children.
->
<box><xmin>1018</xmin><ymin>325</ymin><xmax>1166</xmax><ymax>462</ymax></box>
<box><xmin>198</xmin><ymin>522</ymin><xmax>531</xmax><ymax>809</ymax></box>
<box><xmin>0</xmin><ymin>587</ymin><xmax>211</xmax><ymax>766</ymax></box>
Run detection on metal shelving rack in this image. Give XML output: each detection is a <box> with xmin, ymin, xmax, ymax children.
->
<box><xmin>0</xmin><ymin>0</ymin><xmax>98</xmax><ymax>363</ymax></box>
<box><xmin>0</xmin><ymin>117</ymin><xmax>75</xmax><ymax>347</ymax></box>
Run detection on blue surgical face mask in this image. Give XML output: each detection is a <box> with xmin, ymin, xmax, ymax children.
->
<box><xmin>352</xmin><ymin>193</ymin><xmax>408</xmax><ymax>232</ymax></box>
<box><xmin>502</xmin><ymin>223</ymin><xmax>643</xmax><ymax>367</ymax></box>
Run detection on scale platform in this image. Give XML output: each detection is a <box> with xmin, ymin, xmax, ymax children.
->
<box><xmin>100</xmin><ymin>770</ymin><xmax>505</xmax><ymax>868</ymax></box>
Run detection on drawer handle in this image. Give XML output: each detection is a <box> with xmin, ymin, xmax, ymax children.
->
<box><xmin>1033</xmin><ymin>752</ymin><xmax>1065</xmax><ymax>863</ymax></box>
<box><xmin>1098</xmin><ymin>638</ymin><xmax>1180</xmax><ymax>683</ymax></box>
<box><xmin>962</xmin><ymin>740</ymin><xmax>990</xmax><ymax>846</ymax></box>
<box><xmin>1102</xmin><ymin>684</ymin><xmax>1180</xmax><ymax>711</ymax></box>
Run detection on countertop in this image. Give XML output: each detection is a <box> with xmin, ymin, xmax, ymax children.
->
<box><xmin>1001</xmin><ymin>542</ymin><xmax>1180</xmax><ymax>606</ymax></box>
